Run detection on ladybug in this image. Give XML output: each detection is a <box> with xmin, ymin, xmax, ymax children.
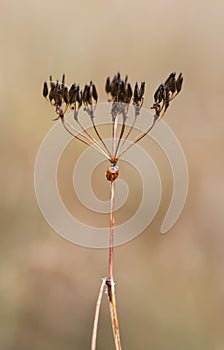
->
<box><xmin>105</xmin><ymin>165</ymin><xmax>119</xmax><ymax>182</ymax></box>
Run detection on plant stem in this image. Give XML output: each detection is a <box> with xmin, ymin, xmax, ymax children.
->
<box><xmin>109</xmin><ymin>180</ymin><xmax>115</xmax><ymax>279</ymax></box>
<box><xmin>108</xmin><ymin>180</ymin><xmax>122</xmax><ymax>350</ymax></box>
<box><xmin>118</xmin><ymin>118</ymin><xmax>156</xmax><ymax>158</ymax></box>
<box><xmin>91</xmin><ymin>277</ymin><xmax>107</xmax><ymax>350</ymax></box>
<box><xmin>107</xmin><ymin>278</ymin><xmax>122</xmax><ymax>350</ymax></box>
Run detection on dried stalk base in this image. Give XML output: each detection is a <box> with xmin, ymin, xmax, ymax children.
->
<box><xmin>106</xmin><ymin>277</ymin><xmax>122</xmax><ymax>350</ymax></box>
<box><xmin>91</xmin><ymin>277</ymin><xmax>122</xmax><ymax>350</ymax></box>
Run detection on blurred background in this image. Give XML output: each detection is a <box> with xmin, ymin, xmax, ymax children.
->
<box><xmin>1</xmin><ymin>0</ymin><xmax>224</xmax><ymax>349</ymax></box>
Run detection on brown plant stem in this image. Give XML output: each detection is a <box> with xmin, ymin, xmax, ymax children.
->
<box><xmin>114</xmin><ymin>119</ymin><xmax>126</xmax><ymax>159</ymax></box>
<box><xmin>108</xmin><ymin>180</ymin><xmax>122</xmax><ymax>350</ymax></box>
<box><xmin>91</xmin><ymin>277</ymin><xmax>107</xmax><ymax>350</ymax></box>
<box><xmin>76</xmin><ymin>118</ymin><xmax>111</xmax><ymax>159</ymax></box>
<box><xmin>117</xmin><ymin>118</ymin><xmax>157</xmax><ymax>158</ymax></box>
<box><xmin>109</xmin><ymin>180</ymin><xmax>115</xmax><ymax>279</ymax></box>
<box><xmin>61</xmin><ymin>118</ymin><xmax>110</xmax><ymax>160</ymax></box>
<box><xmin>118</xmin><ymin>113</ymin><xmax>137</xmax><ymax>154</ymax></box>
<box><xmin>107</xmin><ymin>278</ymin><xmax>122</xmax><ymax>350</ymax></box>
<box><xmin>90</xmin><ymin>117</ymin><xmax>112</xmax><ymax>158</ymax></box>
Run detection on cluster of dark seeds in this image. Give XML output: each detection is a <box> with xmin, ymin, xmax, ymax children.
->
<box><xmin>43</xmin><ymin>72</ymin><xmax>183</xmax><ymax>122</ymax></box>
<box><xmin>152</xmin><ymin>72</ymin><xmax>183</xmax><ymax>120</ymax></box>
<box><xmin>105</xmin><ymin>73</ymin><xmax>145</xmax><ymax>117</ymax></box>
<box><xmin>42</xmin><ymin>72</ymin><xmax>183</xmax><ymax>168</ymax></box>
<box><xmin>82</xmin><ymin>81</ymin><xmax>98</xmax><ymax>118</ymax></box>
<box><xmin>43</xmin><ymin>75</ymin><xmax>98</xmax><ymax>120</ymax></box>
<box><xmin>43</xmin><ymin>75</ymin><xmax>69</xmax><ymax>119</ymax></box>
<box><xmin>105</xmin><ymin>73</ymin><xmax>132</xmax><ymax>104</ymax></box>
<box><xmin>68</xmin><ymin>83</ymin><xmax>82</xmax><ymax>116</ymax></box>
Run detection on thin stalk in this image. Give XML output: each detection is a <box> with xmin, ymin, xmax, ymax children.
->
<box><xmin>76</xmin><ymin>118</ymin><xmax>111</xmax><ymax>159</ymax></box>
<box><xmin>114</xmin><ymin>118</ymin><xmax>126</xmax><ymax>159</ymax></box>
<box><xmin>117</xmin><ymin>118</ymin><xmax>157</xmax><ymax>158</ymax></box>
<box><xmin>91</xmin><ymin>277</ymin><xmax>107</xmax><ymax>350</ymax></box>
<box><xmin>109</xmin><ymin>181</ymin><xmax>115</xmax><ymax>279</ymax></box>
<box><xmin>108</xmin><ymin>180</ymin><xmax>122</xmax><ymax>350</ymax></box>
<box><xmin>61</xmin><ymin>118</ymin><xmax>110</xmax><ymax>160</ymax></box>
<box><xmin>107</xmin><ymin>279</ymin><xmax>122</xmax><ymax>350</ymax></box>
<box><xmin>118</xmin><ymin>112</ymin><xmax>137</xmax><ymax>154</ymax></box>
<box><xmin>61</xmin><ymin>118</ymin><xmax>92</xmax><ymax>147</ymax></box>
<box><xmin>112</xmin><ymin>117</ymin><xmax>118</xmax><ymax>158</ymax></box>
<box><xmin>90</xmin><ymin>117</ymin><xmax>112</xmax><ymax>158</ymax></box>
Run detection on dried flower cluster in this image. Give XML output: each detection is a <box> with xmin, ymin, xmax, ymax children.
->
<box><xmin>43</xmin><ymin>72</ymin><xmax>183</xmax><ymax>170</ymax></box>
<box><xmin>152</xmin><ymin>72</ymin><xmax>183</xmax><ymax>120</ymax></box>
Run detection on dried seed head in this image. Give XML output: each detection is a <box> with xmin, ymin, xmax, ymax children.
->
<box><xmin>139</xmin><ymin>82</ymin><xmax>145</xmax><ymax>99</ymax></box>
<box><xmin>92</xmin><ymin>83</ymin><xmax>98</xmax><ymax>102</ymax></box>
<box><xmin>105</xmin><ymin>77</ymin><xmax>111</xmax><ymax>94</ymax></box>
<box><xmin>106</xmin><ymin>72</ymin><xmax>134</xmax><ymax>107</ymax></box>
<box><xmin>62</xmin><ymin>74</ymin><xmax>65</xmax><ymax>85</ymax></box>
<box><xmin>62</xmin><ymin>85</ymin><xmax>68</xmax><ymax>104</ymax></box>
<box><xmin>68</xmin><ymin>83</ymin><xmax>83</xmax><ymax>115</ymax></box>
<box><xmin>133</xmin><ymin>82</ymin><xmax>139</xmax><ymax>102</ymax></box>
<box><xmin>154</xmin><ymin>84</ymin><xmax>164</xmax><ymax>103</ymax></box>
<box><xmin>76</xmin><ymin>87</ymin><xmax>82</xmax><ymax>107</ymax></box>
<box><xmin>176</xmin><ymin>73</ymin><xmax>183</xmax><ymax>93</ymax></box>
<box><xmin>42</xmin><ymin>75</ymin><xmax>69</xmax><ymax>119</ymax></box>
<box><xmin>69</xmin><ymin>83</ymin><xmax>76</xmax><ymax>103</ymax></box>
<box><xmin>127</xmin><ymin>83</ymin><xmax>133</xmax><ymax>99</ymax></box>
<box><xmin>54</xmin><ymin>88</ymin><xmax>62</xmax><ymax>107</ymax></box>
<box><xmin>133</xmin><ymin>82</ymin><xmax>144</xmax><ymax>109</ymax></box>
<box><xmin>152</xmin><ymin>72</ymin><xmax>183</xmax><ymax>120</ymax></box>
<box><xmin>43</xmin><ymin>72</ymin><xmax>182</xmax><ymax>131</ymax></box>
<box><xmin>43</xmin><ymin>82</ymin><xmax>48</xmax><ymax>98</ymax></box>
<box><xmin>83</xmin><ymin>84</ymin><xmax>90</xmax><ymax>105</ymax></box>
<box><xmin>165</xmin><ymin>72</ymin><xmax>176</xmax><ymax>93</ymax></box>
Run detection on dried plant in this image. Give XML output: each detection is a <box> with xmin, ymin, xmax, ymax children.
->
<box><xmin>42</xmin><ymin>72</ymin><xmax>183</xmax><ymax>349</ymax></box>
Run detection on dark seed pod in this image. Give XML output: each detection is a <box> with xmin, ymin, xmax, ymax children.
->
<box><xmin>75</xmin><ymin>86</ymin><xmax>81</xmax><ymax>102</ymax></box>
<box><xmin>176</xmin><ymin>73</ymin><xmax>183</xmax><ymax>93</ymax></box>
<box><xmin>165</xmin><ymin>73</ymin><xmax>176</xmax><ymax>93</ymax></box>
<box><xmin>92</xmin><ymin>83</ymin><xmax>98</xmax><ymax>102</ymax></box>
<box><xmin>163</xmin><ymin>85</ymin><xmax>169</xmax><ymax>100</ymax></box>
<box><xmin>62</xmin><ymin>85</ymin><xmax>68</xmax><ymax>104</ymax></box>
<box><xmin>69</xmin><ymin>83</ymin><xmax>77</xmax><ymax>103</ymax></box>
<box><xmin>87</xmin><ymin>85</ymin><xmax>92</xmax><ymax>104</ymax></box>
<box><xmin>165</xmin><ymin>72</ymin><xmax>175</xmax><ymax>86</ymax></box>
<box><xmin>134</xmin><ymin>83</ymin><xmax>140</xmax><ymax>103</ymax></box>
<box><xmin>170</xmin><ymin>80</ymin><xmax>176</xmax><ymax>93</ymax></box>
<box><xmin>125</xmin><ymin>83</ymin><xmax>132</xmax><ymax>103</ymax></box>
<box><xmin>105</xmin><ymin>77</ymin><xmax>111</xmax><ymax>93</ymax></box>
<box><xmin>112</xmin><ymin>74</ymin><xmax>117</xmax><ymax>85</ymax></box>
<box><xmin>127</xmin><ymin>83</ymin><xmax>133</xmax><ymax>100</ymax></box>
<box><xmin>62</xmin><ymin>74</ymin><xmax>65</xmax><ymax>85</ymax></box>
<box><xmin>83</xmin><ymin>84</ymin><xmax>92</xmax><ymax>105</ymax></box>
<box><xmin>118</xmin><ymin>81</ymin><xmax>125</xmax><ymax>102</ymax></box>
<box><xmin>54</xmin><ymin>89</ymin><xmax>62</xmax><ymax>106</ymax></box>
<box><xmin>111</xmin><ymin>81</ymin><xmax>118</xmax><ymax>98</ymax></box>
<box><xmin>124</xmin><ymin>75</ymin><xmax>128</xmax><ymax>86</ymax></box>
<box><xmin>139</xmin><ymin>82</ymin><xmax>145</xmax><ymax>99</ymax></box>
<box><xmin>154</xmin><ymin>84</ymin><xmax>164</xmax><ymax>103</ymax></box>
<box><xmin>82</xmin><ymin>85</ymin><xmax>88</xmax><ymax>104</ymax></box>
<box><xmin>49</xmin><ymin>86</ymin><xmax>55</xmax><ymax>103</ymax></box>
<box><xmin>43</xmin><ymin>82</ymin><xmax>48</xmax><ymax>98</ymax></box>
<box><xmin>77</xmin><ymin>89</ymin><xmax>82</xmax><ymax>108</ymax></box>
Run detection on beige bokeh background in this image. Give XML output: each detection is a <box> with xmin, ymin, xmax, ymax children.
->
<box><xmin>1</xmin><ymin>0</ymin><xmax>224</xmax><ymax>349</ymax></box>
